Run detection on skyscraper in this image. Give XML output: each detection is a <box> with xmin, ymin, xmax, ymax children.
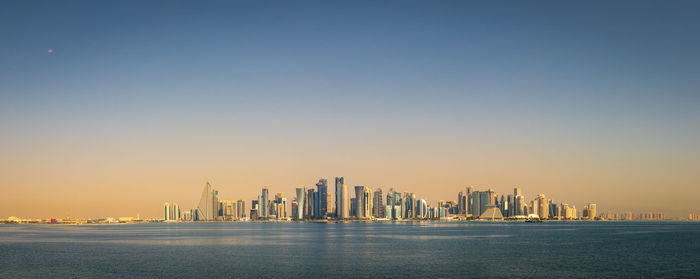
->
<box><xmin>273</xmin><ymin>193</ymin><xmax>286</xmax><ymax>219</ymax></box>
<box><xmin>164</xmin><ymin>202</ymin><xmax>171</xmax><ymax>221</ymax></box>
<box><xmin>458</xmin><ymin>191</ymin><xmax>465</xmax><ymax>215</ymax></box>
<box><xmin>236</xmin><ymin>199</ymin><xmax>245</xmax><ymax>219</ymax></box>
<box><xmin>583</xmin><ymin>203</ymin><xmax>597</xmax><ymax>220</ymax></box>
<box><xmin>316</xmin><ymin>179</ymin><xmax>331</xmax><ymax>218</ymax></box>
<box><xmin>373</xmin><ymin>188</ymin><xmax>384</xmax><ymax>218</ymax></box>
<box><xmin>404</xmin><ymin>192</ymin><xmax>415</xmax><ymax>219</ymax></box>
<box><xmin>260</xmin><ymin>187</ymin><xmax>269</xmax><ymax>218</ymax></box>
<box><xmin>363</xmin><ymin>186</ymin><xmax>373</xmax><ymax>218</ymax></box>
<box><xmin>471</xmin><ymin>191</ymin><xmax>481</xmax><ymax>217</ymax></box>
<box><xmin>354</xmin><ymin>186</ymin><xmax>364</xmax><ymax>218</ymax></box>
<box><xmin>306</xmin><ymin>188</ymin><xmax>315</xmax><ymax>219</ymax></box>
<box><xmin>514</xmin><ymin>187</ymin><xmax>525</xmax><ymax>216</ymax></box>
<box><xmin>588</xmin><ymin>203</ymin><xmax>597</xmax><ymax>220</ymax></box>
<box><xmin>197</xmin><ymin>181</ymin><xmax>213</xmax><ymax>221</ymax></box>
<box><xmin>471</xmin><ymin>189</ymin><xmax>496</xmax><ymax>217</ymax></box>
<box><xmin>535</xmin><ymin>194</ymin><xmax>548</xmax><ymax>219</ymax></box>
<box><xmin>466</xmin><ymin>186</ymin><xmax>474</xmax><ymax>215</ymax></box>
<box><xmin>335</xmin><ymin>177</ymin><xmax>349</xmax><ymax>219</ymax></box>
<box><xmin>295</xmin><ymin>187</ymin><xmax>305</xmax><ymax>220</ymax></box>
<box><xmin>212</xmin><ymin>189</ymin><xmax>219</xmax><ymax>219</ymax></box>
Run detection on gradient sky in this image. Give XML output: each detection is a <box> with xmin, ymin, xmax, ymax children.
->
<box><xmin>1</xmin><ymin>0</ymin><xmax>699</xmax><ymax>218</ymax></box>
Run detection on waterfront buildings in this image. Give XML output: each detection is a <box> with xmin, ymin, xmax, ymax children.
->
<box><xmin>466</xmin><ymin>186</ymin><xmax>474</xmax><ymax>215</ymax></box>
<box><xmin>271</xmin><ymin>192</ymin><xmax>287</xmax><ymax>219</ymax></box>
<box><xmin>160</xmin><ymin>180</ymin><xmax>623</xmax><ymax>222</ymax></box>
<box><xmin>354</xmin><ymin>186</ymin><xmax>373</xmax><ymax>218</ymax></box>
<box><xmin>316</xmin><ymin>179</ymin><xmax>331</xmax><ymax>219</ymax></box>
<box><xmin>373</xmin><ymin>188</ymin><xmax>384</xmax><ymax>218</ymax></box>
<box><xmin>534</xmin><ymin>194</ymin><xmax>548</xmax><ymax>219</ymax></box>
<box><xmin>305</xmin><ymin>188</ymin><xmax>315</xmax><ymax>219</ymax></box>
<box><xmin>197</xmin><ymin>182</ymin><xmax>214</xmax><ymax>221</ymax></box>
<box><xmin>295</xmin><ymin>187</ymin><xmax>305</xmax><ymax>220</ymax></box>
<box><xmin>582</xmin><ymin>203</ymin><xmax>597</xmax><ymax>220</ymax></box>
<box><xmin>335</xmin><ymin>177</ymin><xmax>349</xmax><ymax>219</ymax></box>
<box><xmin>259</xmin><ymin>187</ymin><xmax>269</xmax><ymax>219</ymax></box>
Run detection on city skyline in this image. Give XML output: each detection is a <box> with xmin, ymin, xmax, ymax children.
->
<box><xmin>1</xmin><ymin>174</ymin><xmax>696</xmax><ymax>219</ymax></box>
<box><xmin>2</xmin><ymin>1</ymin><xmax>699</xmax><ymax>219</ymax></box>
<box><xmin>160</xmin><ymin>178</ymin><xmax>672</xmax><ymax>222</ymax></box>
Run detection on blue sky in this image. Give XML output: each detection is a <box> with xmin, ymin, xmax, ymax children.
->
<box><xmin>1</xmin><ymin>1</ymin><xmax>699</xmax><ymax>217</ymax></box>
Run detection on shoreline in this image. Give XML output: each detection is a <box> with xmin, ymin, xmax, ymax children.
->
<box><xmin>1</xmin><ymin>219</ymin><xmax>691</xmax><ymax>226</ymax></box>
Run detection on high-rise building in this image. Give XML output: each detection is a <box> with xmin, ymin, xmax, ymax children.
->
<box><xmin>373</xmin><ymin>188</ymin><xmax>384</xmax><ymax>218</ymax></box>
<box><xmin>417</xmin><ymin>199</ymin><xmax>428</xmax><ymax>219</ymax></box>
<box><xmin>165</xmin><ymin>202</ymin><xmax>181</xmax><ymax>221</ymax></box>
<box><xmin>470</xmin><ymin>189</ymin><xmax>496</xmax><ymax>217</ymax></box>
<box><xmin>393</xmin><ymin>191</ymin><xmax>403</xmax><ymax>219</ymax></box>
<box><xmin>295</xmin><ymin>187</ymin><xmax>305</xmax><ymax>220</ymax></box>
<box><xmin>458</xmin><ymin>191</ymin><xmax>465</xmax><ymax>215</ymax></box>
<box><xmin>471</xmin><ymin>191</ymin><xmax>481</xmax><ymax>217</ymax></box>
<box><xmin>291</xmin><ymin>199</ymin><xmax>298</xmax><ymax>220</ymax></box>
<box><xmin>260</xmin><ymin>187</ymin><xmax>269</xmax><ymax>218</ymax></box>
<box><xmin>335</xmin><ymin>177</ymin><xmax>349</xmax><ymax>219</ymax></box>
<box><xmin>316</xmin><ymin>179</ymin><xmax>331</xmax><ymax>218</ymax></box>
<box><xmin>354</xmin><ymin>186</ymin><xmax>363</xmax><ymax>218</ymax></box>
<box><xmin>588</xmin><ymin>203</ymin><xmax>597</xmax><ymax>220</ymax></box>
<box><xmin>306</xmin><ymin>188</ymin><xmax>315</xmax><ymax>219</ymax></box>
<box><xmin>350</xmin><ymin>197</ymin><xmax>357</xmax><ymax>217</ymax></box>
<box><xmin>386</xmin><ymin>189</ymin><xmax>401</xmax><ymax>220</ymax></box>
<box><xmin>271</xmin><ymin>192</ymin><xmax>286</xmax><ymax>219</ymax></box>
<box><xmin>363</xmin><ymin>187</ymin><xmax>373</xmax><ymax>218</ymax></box>
<box><xmin>403</xmin><ymin>192</ymin><xmax>416</xmax><ymax>219</ymax></box>
<box><xmin>532</xmin><ymin>194</ymin><xmax>548</xmax><ymax>219</ymax></box>
<box><xmin>164</xmin><ymin>202</ymin><xmax>171</xmax><ymax>221</ymax></box>
<box><xmin>236</xmin><ymin>199</ymin><xmax>245</xmax><ymax>219</ymax></box>
<box><xmin>466</xmin><ymin>186</ymin><xmax>474</xmax><ymax>215</ymax></box>
<box><xmin>197</xmin><ymin>181</ymin><xmax>214</xmax><ymax>221</ymax></box>
<box><xmin>354</xmin><ymin>186</ymin><xmax>372</xmax><ymax>218</ymax></box>
<box><xmin>212</xmin><ymin>189</ymin><xmax>220</xmax><ymax>219</ymax></box>
<box><xmin>499</xmin><ymin>195</ymin><xmax>508</xmax><ymax>217</ymax></box>
<box><xmin>514</xmin><ymin>187</ymin><xmax>525</xmax><ymax>216</ymax></box>
<box><xmin>549</xmin><ymin>202</ymin><xmax>559</xmax><ymax>219</ymax></box>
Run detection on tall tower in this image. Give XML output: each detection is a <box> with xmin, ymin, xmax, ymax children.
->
<box><xmin>355</xmin><ymin>186</ymin><xmax>364</xmax><ymax>218</ymax></box>
<box><xmin>536</xmin><ymin>194</ymin><xmax>548</xmax><ymax>218</ymax></box>
<box><xmin>466</xmin><ymin>186</ymin><xmax>474</xmax><ymax>215</ymax></box>
<box><xmin>363</xmin><ymin>187</ymin><xmax>373</xmax><ymax>218</ymax></box>
<box><xmin>306</xmin><ymin>188</ymin><xmax>315</xmax><ymax>218</ymax></box>
<box><xmin>212</xmin><ymin>189</ymin><xmax>219</xmax><ymax>219</ymax></box>
<box><xmin>514</xmin><ymin>187</ymin><xmax>524</xmax><ymax>216</ymax></box>
<box><xmin>296</xmin><ymin>187</ymin><xmax>306</xmax><ymax>219</ymax></box>
<box><xmin>197</xmin><ymin>181</ymin><xmax>213</xmax><ymax>221</ymax></box>
<box><xmin>173</xmin><ymin>203</ymin><xmax>180</xmax><ymax>221</ymax></box>
<box><xmin>164</xmin><ymin>202</ymin><xmax>171</xmax><ymax>221</ymax></box>
<box><xmin>316</xmin><ymin>179</ymin><xmax>330</xmax><ymax>218</ymax></box>
<box><xmin>373</xmin><ymin>188</ymin><xmax>384</xmax><ymax>218</ymax></box>
<box><xmin>260</xmin><ymin>187</ymin><xmax>269</xmax><ymax>218</ymax></box>
<box><xmin>587</xmin><ymin>203</ymin><xmax>597</xmax><ymax>220</ymax></box>
<box><xmin>335</xmin><ymin>177</ymin><xmax>348</xmax><ymax>219</ymax></box>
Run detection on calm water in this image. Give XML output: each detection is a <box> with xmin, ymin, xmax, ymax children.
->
<box><xmin>1</xmin><ymin>222</ymin><xmax>699</xmax><ymax>278</ymax></box>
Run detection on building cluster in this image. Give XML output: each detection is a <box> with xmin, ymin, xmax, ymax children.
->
<box><xmin>161</xmin><ymin>178</ymin><xmax>613</xmax><ymax>222</ymax></box>
<box><xmin>165</xmin><ymin>182</ymin><xmax>247</xmax><ymax>222</ymax></box>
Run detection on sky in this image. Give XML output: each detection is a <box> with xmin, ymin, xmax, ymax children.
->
<box><xmin>1</xmin><ymin>0</ymin><xmax>699</xmax><ymax>219</ymax></box>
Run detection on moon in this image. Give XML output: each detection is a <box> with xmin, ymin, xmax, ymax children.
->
<box><xmin>48</xmin><ymin>49</ymin><xmax>53</xmax><ymax>53</ymax></box>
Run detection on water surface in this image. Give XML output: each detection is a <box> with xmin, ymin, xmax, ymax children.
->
<box><xmin>1</xmin><ymin>222</ymin><xmax>698</xmax><ymax>278</ymax></box>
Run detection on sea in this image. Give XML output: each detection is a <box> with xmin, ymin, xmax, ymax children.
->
<box><xmin>1</xmin><ymin>221</ymin><xmax>698</xmax><ymax>278</ymax></box>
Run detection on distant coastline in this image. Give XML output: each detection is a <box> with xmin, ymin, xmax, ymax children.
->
<box><xmin>1</xmin><ymin>218</ymin><xmax>694</xmax><ymax>225</ymax></box>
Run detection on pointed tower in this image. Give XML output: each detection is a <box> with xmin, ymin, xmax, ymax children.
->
<box><xmin>197</xmin><ymin>181</ymin><xmax>213</xmax><ymax>221</ymax></box>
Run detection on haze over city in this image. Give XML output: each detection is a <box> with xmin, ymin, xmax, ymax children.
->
<box><xmin>1</xmin><ymin>1</ymin><xmax>699</xmax><ymax>219</ymax></box>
